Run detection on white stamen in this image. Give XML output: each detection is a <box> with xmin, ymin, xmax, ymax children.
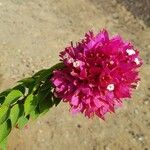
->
<box><xmin>73</xmin><ymin>61</ymin><xmax>80</xmax><ymax>67</ymax></box>
<box><xmin>134</xmin><ymin>58</ymin><xmax>140</xmax><ymax>65</ymax></box>
<box><xmin>136</xmin><ymin>82</ymin><xmax>140</xmax><ymax>89</ymax></box>
<box><xmin>126</xmin><ymin>49</ymin><xmax>136</xmax><ymax>55</ymax></box>
<box><xmin>110</xmin><ymin>60</ymin><xmax>114</xmax><ymax>65</ymax></box>
<box><xmin>68</xmin><ymin>58</ymin><xmax>74</xmax><ymax>63</ymax></box>
<box><xmin>107</xmin><ymin>84</ymin><xmax>115</xmax><ymax>91</ymax></box>
<box><xmin>63</xmin><ymin>53</ymin><xmax>69</xmax><ymax>59</ymax></box>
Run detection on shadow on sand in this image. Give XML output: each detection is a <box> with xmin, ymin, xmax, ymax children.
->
<box><xmin>116</xmin><ymin>0</ymin><xmax>150</xmax><ymax>27</ymax></box>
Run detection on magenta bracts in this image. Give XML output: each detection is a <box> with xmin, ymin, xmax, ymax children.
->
<box><xmin>51</xmin><ymin>29</ymin><xmax>142</xmax><ymax>119</ymax></box>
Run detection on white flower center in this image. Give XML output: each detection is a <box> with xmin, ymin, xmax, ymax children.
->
<box><xmin>110</xmin><ymin>60</ymin><xmax>114</xmax><ymax>65</ymax></box>
<box><xmin>63</xmin><ymin>53</ymin><xmax>69</xmax><ymax>59</ymax></box>
<box><xmin>134</xmin><ymin>58</ymin><xmax>140</xmax><ymax>65</ymax></box>
<box><xmin>126</xmin><ymin>49</ymin><xmax>136</xmax><ymax>55</ymax></box>
<box><xmin>107</xmin><ymin>84</ymin><xmax>115</xmax><ymax>91</ymax></box>
<box><xmin>68</xmin><ymin>58</ymin><xmax>74</xmax><ymax>63</ymax></box>
<box><xmin>73</xmin><ymin>61</ymin><xmax>80</xmax><ymax>67</ymax></box>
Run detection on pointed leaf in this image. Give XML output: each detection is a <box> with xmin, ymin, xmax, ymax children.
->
<box><xmin>33</xmin><ymin>69</ymin><xmax>47</xmax><ymax>77</ymax></box>
<box><xmin>3</xmin><ymin>90</ymin><xmax>23</xmax><ymax>105</ymax></box>
<box><xmin>36</xmin><ymin>69</ymin><xmax>51</xmax><ymax>83</ymax></box>
<box><xmin>35</xmin><ymin>63</ymin><xmax>64</xmax><ymax>83</ymax></box>
<box><xmin>24</xmin><ymin>94</ymin><xmax>38</xmax><ymax>116</ymax></box>
<box><xmin>18</xmin><ymin>78</ymin><xmax>35</xmax><ymax>93</ymax></box>
<box><xmin>0</xmin><ymin>89</ymin><xmax>11</xmax><ymax>98</ymax></box>
<box><xmin>0</xmin><ymin>105</ymin><xmax>10</xmax><ymax>125</ymax></box>
<box><xmin>0</xmin><ymin>120</ymin><xmax>11</xmax><ymax>143</ymax></box>
<box><xmin>30</xmin><ymin>107</ymin><xmax>40</xmax><ymax>120</ymax></box>
<box><xmin>10</xmin><ymin>104</ymin><xmax>22</xmax><ymax>127</ymax></box>
<box><xmin>13</xmin><ymin>84</ymin><xmax>25</xmax><ymax>95</ymax></box>
<box><xmin>17</xmin><ymin>116</ymin><xmax>29</xmax><ymax>129</ymax></box>
<box><xmin>18</xmin><ymin>77</ymin><xmax>35</xmax><ymax>84</ymax></box>
<box><xmin>39</xmin><ymin>93</ymin><xmax>53</xmax><ymax>115</ymax></box>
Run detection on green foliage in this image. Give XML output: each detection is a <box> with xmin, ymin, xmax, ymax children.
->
<box><xmin>24</xmin><ymin>94</ymin><xmax>38</xmax><ymax>116</ymax></box>
<box><xmin>30</xmin><ymin>107</ymin><xmax>40</xmax><ymax>120</ymax></box>
<box><xmin>0</xmin><ymin>120</ymin><xmax>11</xmax><ymax>143</ymax></box>
<box><xmin>39</xmin><ymin>93</ymin><xmax>53</xmax><ymax>114</ymax></box>
<box><xmin>0</xmin><ymin>138</ymin><xmax>7</xmax><ymax>150</ymax></box>
<box><xmin>10</xmin><ymin>104</ymin><xmax>23</xmax><ymax>127</ymax></box>
<box><xmin>17</xmin><ymin>116</ymin><xmax>29</xmax><ymax>129</ymax></box>
<box><xmin>0</xmin><ymin>63</ymin><xmax>63</xmax><ymax>149</ymax></box>
<box><xmin>3</xmin><ymin>90</ymin><xmax>23</xmax><ymax>106</ymax></box>
<box><xmin>0</xmin><ymin>106</ymin><xmax>10</xmax><ymax>125</ymax></box>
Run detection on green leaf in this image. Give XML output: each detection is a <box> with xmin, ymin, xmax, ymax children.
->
<box><xmin>53</xmin><ymin>96</ymin><xmax>61</xmax><ymax>106</ymax></box>
<box><xmin>0</xmin><ymin>89</ymin><xmax>11</xmax><ymax>98</ymax></box>
<box><xmin>35</xmin><ymin>69</ymin><xmax>51</xmax><ymax>83</ymax></box>
<box><xmin>0</xmin><ymin>89</ymin><xmax>11</xmax><ymax>105</ymax></box>
<box><xmin>30</xmin><ymin>107</ymin><xmax>40</xmax><ymax>120</ymax></box>
<box><xmin>0</xmin><ymin>96</ymin><xmax>5</xmax><ymax>106</ymax></box>
<box><xmin>17</xmin><ymin>116</ymin><xmax>29</xmax><ymax>129</ymax></box>
<box><xmin>0</xmin><ymin>120</ymin><xmax>11</xmax><ymax>143</ymax></box>
<box><xmin>10</xmin><ymin>104</ymin><xmax>22</xmax><ymax>127</ymax></box>
<box><xmin>39</xmin><ymin>93</ymin><xmax>53</xmax><ymax>115</ymax></box>
<box><xmin>24</xmin><ymin>94</ymin><xmax>38</xmax><ymax>116</ymax></box>
<box><xmin>18</xmin><ymin>77</ymin><xmax>34</xmax><ymax>84</ymax></box>
<box><xmin>0</xmin><ymin>105</ymin><xmax>10</xmax><ymax>125</ymax></box>
<box><xmin>13</xmin><ymin>84</ymin><xmax>25</xmax><ymax>95</ymax></box>
<box><xmin>0</xmin><ymin>138</ymin><xmax>7</xmax><ymax>150</ymax></box>
<box><xmin>18</xmin><ymin>77</ymin><xmax>35</xmax><ymax>93</ymax></box>
<box><xmin>3</xmin><ymin>90</ymin><xmax>23</xmax><ymax>105</ymax></box>
<box><xmin>40</xmin><ymin>80</ymin><xmax>52</xmax><ymax>92</ymax></box>
<box><xmin>49</xmin><ymin>63</ymin><xmax>64</xmax><ymax>73</ymax></box>
<box><xmin>37</xmin><ymin>88</ymin><xmax>49</xmax><ymax>103</ymax></box>
<box><xmin>35</xmin><ymin>63</ymin><xmax>64</xmax><ymax>83</ymax></box>
<box><xmin>33</xmin><ymin>69</ymin><xmax>47</xmax><ymax>77</ymax></box>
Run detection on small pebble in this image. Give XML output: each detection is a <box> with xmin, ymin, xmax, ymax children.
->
<box><xmin>104</xmin><ymin>145</ymin><xmax>110</xmax><ymax>150</ymax></box>
<box><xmin>143</xmin><ymin>98</ymin><xmax>149</xmax><ymax>105</ymax></box>
<box><xmin>134</xmin><ymin>109</ymin><xmax>139</xmax><ymax>115</ymax></box>
<box><xmin>77</xmin><ymin>124</ymin><xmax>81</xmax><ymax>128</ymax></box>
<box><xmin>144</xmin><ymin>101</ymin><xmax>149</xmax><ymax>105</ymax></box>
<box><xmin>147</xmin><ymin>45</ymin><xmax>150</xmax><ymax>49</ymax></box>
<box><xmin>17</xmin><ymin>49</ymin><xmax>21</xmax><ymax>53</ymax></box>
<box><xmin>39</xmin><ymin>129</ymin><xmax>43</xmax><ymax>133</ymax></box>
<box><xmin>138</xmin><ymin>136</ymin><xmax>143</xmax><ymax>141</ymax></box>
<box><xmin>129</xmin><ymin>131</ymin><xmax>135</xmax><ymax>136</ymax></box>
<box><xmin>112</xmin><ymin>13</ymin><xmax>119</xmax><ymax>19</ymax></box>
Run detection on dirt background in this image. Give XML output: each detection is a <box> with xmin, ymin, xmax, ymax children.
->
<box><xmin>0</xmin><ymin>0</ymin><xmax>150</xmax><ymax>150</ymax></box>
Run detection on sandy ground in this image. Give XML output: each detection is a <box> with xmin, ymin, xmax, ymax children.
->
<box><xmin>0</xmin><ymin>0</ymin><xmax>150</xmax><ymax>150</ymax></box>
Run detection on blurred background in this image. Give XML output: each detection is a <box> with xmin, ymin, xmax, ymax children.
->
<box><xmin>0</xmin><ymin>0</ymin><xmax>149</xmax><ymax>150</ymax></box>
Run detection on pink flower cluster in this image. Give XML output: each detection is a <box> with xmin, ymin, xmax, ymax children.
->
<box><xmin>51</xmin><ymin>29</ymin><xmax>142</xmax><ymax>119</ymax></box>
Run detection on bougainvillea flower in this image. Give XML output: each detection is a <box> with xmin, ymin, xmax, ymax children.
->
<box><xmin>51</xmin><ymin>29</ymin><xmax>142</xmax><ymax>119</ymax></box>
